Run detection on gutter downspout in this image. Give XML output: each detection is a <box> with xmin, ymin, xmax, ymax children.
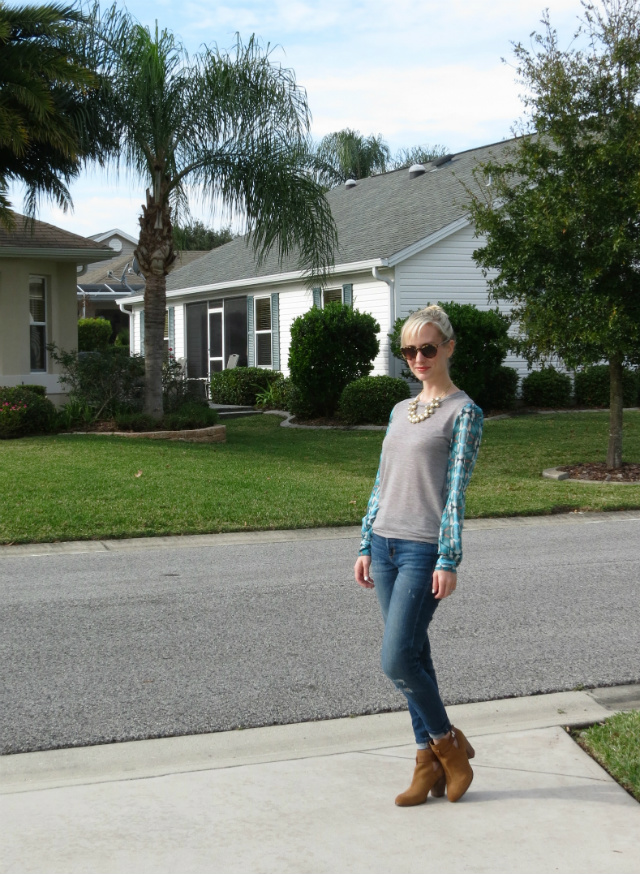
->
<box><xmin>372</xmin><ymin>266</ymin><xmax>396</xmax><ymax>376</ymax></box>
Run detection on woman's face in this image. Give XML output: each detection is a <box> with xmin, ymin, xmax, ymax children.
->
<box><xmin>404</xmin><ymin>322</ymin><xmax>454</xmax><ymax>384</ymax></box>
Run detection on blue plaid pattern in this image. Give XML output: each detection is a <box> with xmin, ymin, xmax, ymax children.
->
<box><xmin>359</xmin><ymin>402</ymin><xmax>483</xmax><ymax>572</ymax></box>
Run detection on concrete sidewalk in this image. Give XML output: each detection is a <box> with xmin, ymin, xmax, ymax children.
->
<box><xmin>1</xmin><ymin>687</ymin><xmax>639</xmax><ymax>874</ymax></box>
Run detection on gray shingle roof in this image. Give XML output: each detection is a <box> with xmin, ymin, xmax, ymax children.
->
<box><xmin>167</xmin><ymin>137</ymin><xmax>515</xmax><ymax>292</ymax></box>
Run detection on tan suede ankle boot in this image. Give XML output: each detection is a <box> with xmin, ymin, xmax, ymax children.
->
<box><xmin>430</xmin><ymin>727</ymin><xmax>474</xmax><ymax>802</ymax></box>
<box><xmin>394</xmin><ymin>748</ymin><xmax>446</xmax><ymax>807</ymax></box>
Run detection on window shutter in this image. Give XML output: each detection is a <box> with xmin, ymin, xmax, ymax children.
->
<box><xmin>168</xmin><ymin>306</ymin><xmax>175</xmax><ymax>356</ymax></box>
<box><xmin>312</xmin><ymin>287</ymin><xmax>321</xmax><ymax>308</ymax></box>
<box><xmin>271</xmin><ymin>292</ymin><xmax>280</xmax><ymax>371</ymax></box>
<box><xmin>342</xmin><ymin>284</ymin><xmax>353</xmax><ymax>307</ymax></box>
<box><xmin>140</xmin><ymin>311</ymin><xmax>145</xmax><ymax>355</ymax></box>
<box><xmin>247</xmin><ymin>295</ymin><xmax>255</xmax><ymax>366</ymax></box>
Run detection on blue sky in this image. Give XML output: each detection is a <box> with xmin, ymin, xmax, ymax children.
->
<box><xmin>9</xmin><ymin>0</ymin><xmax>584</xmax><ymax>239</ymax></box>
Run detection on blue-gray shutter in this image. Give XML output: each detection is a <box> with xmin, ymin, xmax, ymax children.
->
<box><xmin>168</xmin><ymin>306</ymin><xmax>175</xmax><ymax>357</ymax></box>
<box><xmin>247</xmin><ymin>295</ymin><xmax>255</xmax><ymax>366</ymax></box>
<box><xmin>312</xmin><ymin>287</ymin><xmax>321</xmax><ymax>308</ymax></box>
<box><xmin>342</xmin><ymin>284</ymin><xmax>353</xmax><ymax>307</ymax></box>
<box><xmin>139</xmin><ymin>311</ymin><xmax>145</xmax><ymax>355</ymax></box>
<box><xmin>271</xmin><ymin>292</ymin><xmax>280</xmax><ymax>371</ymax></box>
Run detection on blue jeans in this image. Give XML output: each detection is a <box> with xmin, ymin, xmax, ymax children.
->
<box><xmin>371</xmin><ymin>532</ymin><xmax>451</xmax><ymax>744</ymax></box>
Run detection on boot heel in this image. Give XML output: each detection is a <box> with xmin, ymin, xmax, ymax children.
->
<box><xmin>430</xmin><ymin>774</ymin><xmax>446</xmax><ymax>798</ymax></box>
<box><xmin>451</xmin><ymin>725</ymin><xmax>475</xmax><ymax>759</ymax></box>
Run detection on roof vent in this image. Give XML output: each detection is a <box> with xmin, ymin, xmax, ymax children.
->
<box><xmin>408</xmin><ymin>163</ymin><xmax>426</xmax><ymax>180</ymax></box>
<box><xmin>345</xmin><ymin>178</ymin><xmax>357</xmax><ymax>189</ymax></box>
<box><xmin>431</xmin><ymin>153</ymin><xmax>454</xmax><ymax>169</ymax></box>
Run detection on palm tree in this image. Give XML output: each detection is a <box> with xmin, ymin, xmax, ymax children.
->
<box><xmin>87</xmin><ymin>7</ymin><xmax>337</xmax><ymax>418</ymax></box>
<box><xmin>316</xmin><ymin>129</ymin><xmax>391</xmax><ymax>187</ymax></box>
<box><xmin>0</xmin><ymin>2</ymin><xmax>105</xmax><ymax>229</ymax></box>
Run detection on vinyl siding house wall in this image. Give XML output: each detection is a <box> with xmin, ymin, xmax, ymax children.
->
<box><xmin>120</xmin><ymin>138</ymin><xmax>530</xmax><ymax>391</ymax></box>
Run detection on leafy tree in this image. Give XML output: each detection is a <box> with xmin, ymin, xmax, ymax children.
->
<box><xmin>0</xmin><ymin>2</ymin><xmax>109</xmax><ymax>228</ymax></box>
<box><xmin>173</xmin><ymin>220</ymin><xmax>233</xmax><ymax>251</ymax></box>
<box><xmin>468</xmin><ymin>0</ymin><xmax>640</xmax><ymax>468</ymax></box>
<box><xmin>316</xmin><ymin>128</ymin><xmax>391</xmax><ymax>187</ymax></box>
<box><xmin>87</xmin><ymin>8</ymin><xmax>336</xmax><ymax>418</ymax></box>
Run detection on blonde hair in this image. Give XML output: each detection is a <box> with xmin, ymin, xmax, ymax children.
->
<box><xmin>401</xmin><ymin>305</ymin><xmax>455</xmax><ymax>346</ymax></box>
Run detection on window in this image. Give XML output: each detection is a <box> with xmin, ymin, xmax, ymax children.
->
<box><xmin>29</xmin><ymin>277</ymin><xmax>46</xmax><ymax>371</ymax></box>
<box><xmin>255</xmin><ymin>297</ymin><xmax>272</xmax><ymax>366</ymax></box>
<box><xmin>323</xmin><ymin>287</ymin><xmax>343</xmax><ymax>306</ymax></box>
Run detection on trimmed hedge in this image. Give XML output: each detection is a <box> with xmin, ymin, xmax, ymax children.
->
<box><xmin>78</xmin><ymin>318</ymin><xmax>112</xmax><ymax>351</ymax></box>
<box><xmin>521</xmin><ymin>367</ymin><xmax>572</xmax><ymax>408</ymax></box>
<box><xmin>490</xmin><ymin>366</ymin><xmax>520</xmax><ymax>411</ymax></box>
<box><xmin>338</xmin><ymin>376</ymin><xmax>410</xmax><ymax>425</ymax></box>
<box><xmin>574</xmin><ymin>365</ymin><xmax>639</xmax><ymax>408</ymax></box>
<box><xmin>0</xmin><ymin>386</ymin><xmax>57</xmax><ymax>438</ymax></box>
<box><xmin>209</xmin><ymin>367</ymin><xmax>283</xmax><ymax>405</ymax></box>
<box><xmin>289</xmin><ymin>303</ymin><xmax>380</xmax><ymax>418</ymax></box>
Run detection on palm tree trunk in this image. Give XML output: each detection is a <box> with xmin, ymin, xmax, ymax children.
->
<box><xmin>135</xmin><ymin>186</ymin><xmax>175</xmax><ymax>419</ymax></box>
<box><xmin>607</xmin><ymin>355</ymin><xmax>623</xmax><ymax>470</ymax></box>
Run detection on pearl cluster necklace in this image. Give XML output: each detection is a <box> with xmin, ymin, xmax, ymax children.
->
<box><xmin>407</xmin><ymin>383</ymin><xmax>454</xmax><ymax>424</ymax></box>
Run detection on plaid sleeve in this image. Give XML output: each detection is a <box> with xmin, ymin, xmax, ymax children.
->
<box><xmin>358</xmin><ymin>410</ymin><xmax>393</xmax><ymax>556</ymax></box>
<box><xmin>435</xmin><ymin>402</ymin><xmax>483</xmax><ymax>572</ymax></box>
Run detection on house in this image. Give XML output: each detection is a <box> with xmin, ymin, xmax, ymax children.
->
<box><xmin>120</xmin><ymin>138</ymin><xmax>522</xmax><ymax>385</ymax></box>
<box><xmin>0</xmin><ymin>215</ymin><xmax>114</xmax><ymax>403</ymax></box>
<box><xmin>78</xmin><ymin>243</ymin><xmax>210</xmax><ymax>344</ymax></box>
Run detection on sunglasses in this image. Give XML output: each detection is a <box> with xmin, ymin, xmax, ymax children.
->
<box><xmin>400</xmin><ymin>340</ymin><xmax>450</xmax><ymax>361</ymax></box>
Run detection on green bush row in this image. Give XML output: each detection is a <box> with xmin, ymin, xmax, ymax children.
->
<box><xmin>209</xmin><ymin>367</ymin><xmax>283</xmax><ymax>405</ymax></box>
<box><xmin>520</xmin><ymin>365</ymin><xmax>640</xmax><ymax>408</ymax></box>
<box><xmin>338</xmin><ymin>376</ymin><xmax>410</xmax><ymax>425</ymax></box>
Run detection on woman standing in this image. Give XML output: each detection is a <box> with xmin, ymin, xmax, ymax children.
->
<box><xmin>354</xmin><ymin>305</ymin><xmax>483</xmax><ymax>806</ymax></box>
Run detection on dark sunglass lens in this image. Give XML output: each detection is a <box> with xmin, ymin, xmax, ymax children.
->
<box><xmin>401</xmin><ymin>346</ymin><xmax>417</xmax><ymax>360</ymax></box>
<box><xmin>421</xmin><ymin>344</ymin><xmax>438</xmax><ymax>358</ymax></box>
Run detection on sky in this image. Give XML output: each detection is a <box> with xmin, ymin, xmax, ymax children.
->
<box><xmin>8</xmin><ymin>0</ymin><xmax>586</xmax><ymax>240</ymax></box>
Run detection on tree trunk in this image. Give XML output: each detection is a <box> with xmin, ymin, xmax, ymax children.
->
<box><xmin>607</xmin><ymin>355</ymin><xmax>623</xmax><ymax>470</ymax></box>
<box><xmin>135</xmin><ymin>185</ymin><xmax>175</xmax><ymax>419</ymax></box>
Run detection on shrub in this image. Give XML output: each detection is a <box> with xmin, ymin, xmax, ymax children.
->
<box><xmin>114</xmin><ymin>329</ymin><xmax>130</xmax><ymax>348</ymax></box>
<box><xmin>521</xmin><ymin>366</ymin><xmax>572</xmax><ymax>408</ymax></box>
<box><xmin>289</xmin><ymin>303</ymin><xmax>380</xmax><ymax>418</ymax></box>
<box><xmin>163</xmin><ymin>402</ymin><xmax>219</xmax><ymax>430</ymax></box>
<box><xmin>19</xmin><ymin>384</ymin><xmax>47</xmax><ymax>397</ymax></box>
<box><xmin>338</xmin><ymin>376</ymin><xmax>410</xmax><ymax>425</ymax></box>
<box><xmin>209</xmin><ymin>367</ymin><xmax>283</xmax><ymax>405</ymax></box>
<box><xmin>0</xmin><ymin>386</ymin><xmax>57</xmax><ymax>438</ymax></box>
<box><xmin>48</xmin><ymin>344</ymin><xmax>145</xmax><ymax>420</ymax></box>
<box><xmin>488</xmin><ymin>366</ymin><xmax>520</xmax><ymax>411</ymax></box>
<box><xmin>255</xmin><ymin>376</ymin><xmax>294</xmax><ymax>411</ymax></box>
<box><xmin>78</xmin><ymin>318</ymin><xmax>112</xmax><ymax>351</ymax></box>
<box><xmin>574</xmin><ymin>365</ymin><xmax>639</xmax><ymax>408</ymax></box>
<box><xmin>389</xmin><ymin>302</ymin><xmax>512</xmax><ymax>410</ymax></box>
<box><xmin>163</xmin><ymin>357</ymin><xmax>207</xmax><ymax>413</ymax></box>
<box><xmin>114</xmin><ymin>411</ymin><xmax>158</xmax><ymax>432</ymax></box>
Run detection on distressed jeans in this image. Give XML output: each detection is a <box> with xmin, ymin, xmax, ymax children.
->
<box><xmin>371</xmin><ymin>532</ymin><xmax>451</xmax><ymax>744</ymax></box>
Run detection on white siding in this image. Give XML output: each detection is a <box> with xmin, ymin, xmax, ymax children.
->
<box><xmin>132</xmin><ymin>308</ymin><xmax>142</xmax><ymax>354</ymax></box>
<box><xmin>352</xmin><ymin>278</ymin><xmax>391</xmax><ymax>376</ymax></box>
<box><xmin>278</xmin><ymin>285</ymin><xmax>314</xmax><ymax>376</ymax></box>
<box><xmin>396</xmin><ymin>224</ymin><xmax>531</xmax><ymax>382</ymax></box>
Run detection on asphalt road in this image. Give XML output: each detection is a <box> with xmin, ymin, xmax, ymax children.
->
<box><xmin>1</xmin><ymin>514</ymin><xmax>639</xmax><ymax>754</ymax></box>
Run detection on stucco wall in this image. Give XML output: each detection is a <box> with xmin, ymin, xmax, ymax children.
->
<box><xmin>0</xmin><ymin>258</ymin><xmax>78</xmax><ymax>403</ymax></box>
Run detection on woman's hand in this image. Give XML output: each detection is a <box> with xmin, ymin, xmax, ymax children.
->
<box><xmin>432</xmin><ymin>569</ymin><xmax>457</xmax><ymax>599</ymax></box>
<box><xmin>355</xmin><ymin>555</ymin><xmax>374</xmax><ymax>589</ymax></box>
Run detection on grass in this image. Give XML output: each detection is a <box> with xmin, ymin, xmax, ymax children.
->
<box><xmin>574</xmin><ymin>711</ymin><xmax>640</xmax><ymax>802</ymax></box>
<box><xmin>0</xmin><ymin>410</ymin><xmax>639</xmax><ymax>544</ymax></box>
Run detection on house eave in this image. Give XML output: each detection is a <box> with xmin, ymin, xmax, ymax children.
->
<box><xmin>0</xmin><ymin>247</ymin><xmax>116</xmax><ymax>263</ymax></box>
<box><xmin>118</xmin><ymin>258</ymin><xmax>388</xmax><ymax>306</ymax></box>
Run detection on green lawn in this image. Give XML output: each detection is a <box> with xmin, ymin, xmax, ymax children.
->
<box><xmin>575</xmin><ymin>711</ymin><xmax>640</xmax><ymax>802</ymax></box>
<box><xmin>1</xmin><ymin>410</ymin><xmax>639</xmax><ymax>544</ymax></box>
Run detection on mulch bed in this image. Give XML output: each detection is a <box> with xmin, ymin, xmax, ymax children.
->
<box><xmin>558</xmin><ymin>462</ymin><xmax>640</xmax><ymax>482</ymax></box>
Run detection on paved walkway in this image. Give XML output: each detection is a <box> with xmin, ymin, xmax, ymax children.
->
<box><xmin>2</xmin><ymin>685</ymin><xmax>639</xmax><ymax>873</ymax></box>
